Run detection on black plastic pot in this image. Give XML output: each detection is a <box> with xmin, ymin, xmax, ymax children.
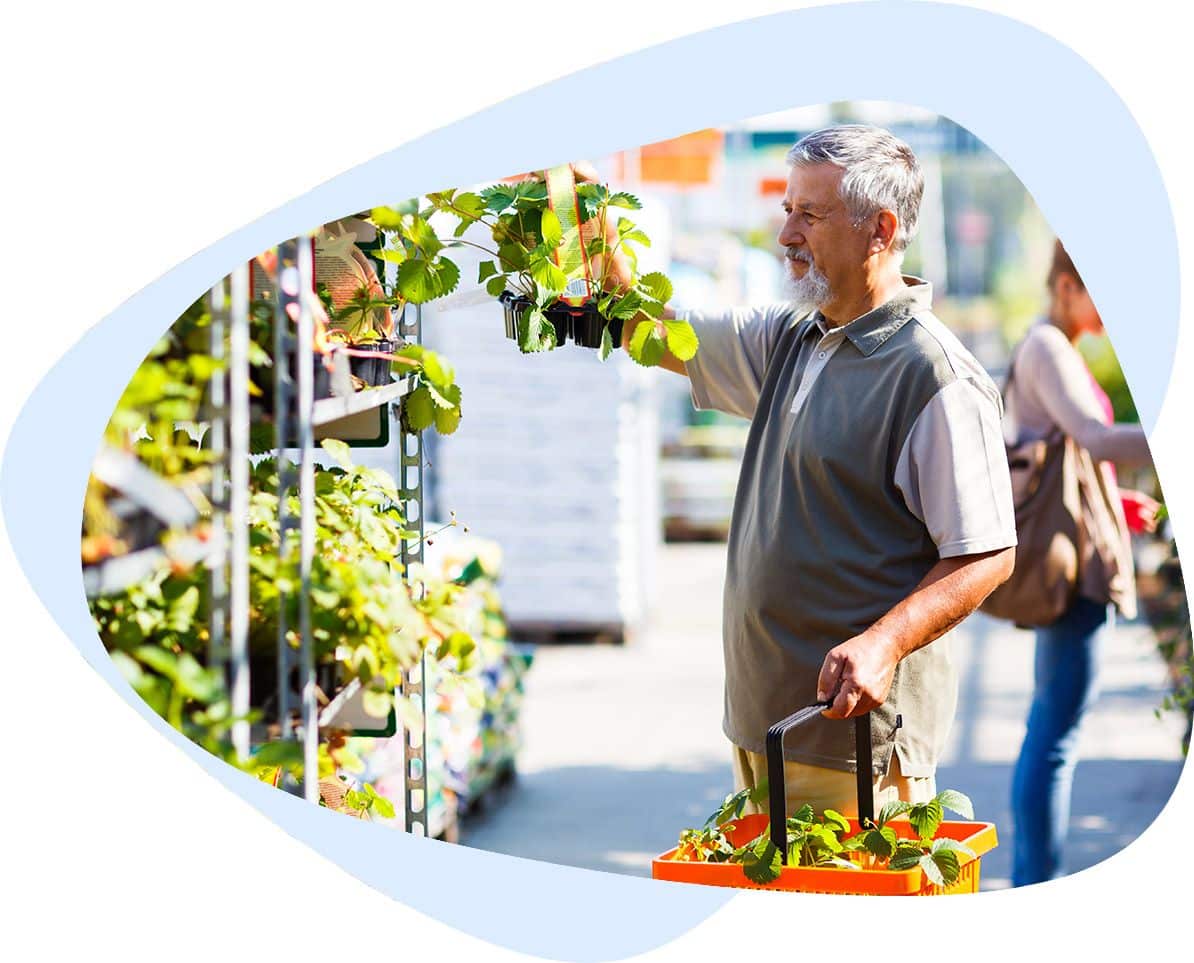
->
<box><xmin>499</xmin><ymin>291</ymin><xmax>569</xmax><ymax>345</ymax></box>
<box><xmin>570</xmin><ymin>311</ymin><xmax>623</xmax><ymax>349</ymax></box>
<box><xmin>346</xmin><ymin>338</ymin><xmax>397</xmax><ymax>387</ymax></box>
<box><xmin>498</xmin><ymin>291</ymin><xmax>623</xmax><ymax>350</ymax></box>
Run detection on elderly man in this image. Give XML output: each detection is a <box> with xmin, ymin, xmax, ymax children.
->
<box><xmin>618</xmin><ymin>125</ymin><xmax>1017</xmax><ymax>815</ymax></box>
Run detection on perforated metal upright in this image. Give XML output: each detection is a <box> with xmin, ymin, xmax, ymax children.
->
<box><xmin>273</xmin><ymin>238</ymin><xmax>320</xmax><ymax>803</ymax></box>
<box><xmin>398</xmin><ymin>303</ymin><xmax>428</xmax><ymax>836</ymax></box>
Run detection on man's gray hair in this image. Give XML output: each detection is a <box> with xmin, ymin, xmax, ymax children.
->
<box><xmin>786</xmin><ymin>125</ymin><xmax>923</xmax><ymax>252</ymax></box>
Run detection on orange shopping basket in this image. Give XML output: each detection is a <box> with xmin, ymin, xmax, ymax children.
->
<box><xmin>652</xmin><ymin>704</ymin><xmax>997</xmax><ymax>895</ymax></box>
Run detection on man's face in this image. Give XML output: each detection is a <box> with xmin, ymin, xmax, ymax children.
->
<box><xmin>777</xmin><ymin>163</ymin><xmax>874</xmax><ymax>310</ymax></box>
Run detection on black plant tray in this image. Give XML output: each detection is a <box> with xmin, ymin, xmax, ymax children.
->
<box><xmin>498</xmin><ymin>291</ymin><xmax>623</xmax><ymax>349</ymax></box>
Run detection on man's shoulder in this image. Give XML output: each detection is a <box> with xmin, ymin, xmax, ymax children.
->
<box><xmin>894</xmin><ymin>310</ymin><xmax>999</xmax><ymax>395</ymax></box>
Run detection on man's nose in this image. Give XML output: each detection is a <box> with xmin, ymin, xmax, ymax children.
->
<box><xmin>777</xmin><ymin>217</ymin><xmax>804</xmax><ymax>249</ymax></box>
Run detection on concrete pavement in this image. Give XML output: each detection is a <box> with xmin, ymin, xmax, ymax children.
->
<box><xmin>459</xmin><ymin>543</ymin><xmax>1187</xmax><ymax>889</ymax></box>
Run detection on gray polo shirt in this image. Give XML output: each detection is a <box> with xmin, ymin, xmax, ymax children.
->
<box><xmin>683</xmin><ymin>278</ymin><xmax>1016</xmax><ymax>776</ymax></box>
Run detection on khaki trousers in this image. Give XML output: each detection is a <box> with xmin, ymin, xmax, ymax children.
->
<box><xmin>731</xmin><ymin>744</ymin><xmax>936</xmax><ymax>818</ymax></box>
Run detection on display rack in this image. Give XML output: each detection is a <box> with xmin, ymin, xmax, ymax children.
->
<box><xmin>152</xmin><ymin>238</ymin><xmax>425</xmax><ymax>812</ymax></box>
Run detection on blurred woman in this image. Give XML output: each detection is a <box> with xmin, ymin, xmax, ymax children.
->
<box><xmin>1004</xmin><ymin>240</ymin><xmax>1160</xmax><ymax>886</ymax></box>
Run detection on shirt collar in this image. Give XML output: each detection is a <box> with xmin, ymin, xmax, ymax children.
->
<box><xmin>812</xmin><ymin>276</ymin><xmax>933</xmax><ymax>356</ymax></box>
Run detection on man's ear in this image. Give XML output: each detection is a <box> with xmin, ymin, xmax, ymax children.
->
<box><xmin>871</xmin><ymin>210</ymin><xmax>899</xmax><ymax>255</ymax></box>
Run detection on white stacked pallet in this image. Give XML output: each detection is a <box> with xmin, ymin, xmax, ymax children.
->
<box><xmin>421</xmin><ymin>249</ymin><xmax>660</xmax><ymax>640</ymax></box>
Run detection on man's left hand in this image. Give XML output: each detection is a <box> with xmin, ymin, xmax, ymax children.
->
<box><xmin>816</xmin><ymin>631</ymin><xmax>900</xmax><ymax>719</ymax></box>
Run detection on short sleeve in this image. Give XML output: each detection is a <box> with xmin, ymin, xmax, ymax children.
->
<box><xmin>894</xmin><ymin>378</ymin><xmax>1018</xmax><ymax>558</ymax></box>
<box><xmin>680</xmin><ymin>304</ymin><xmax>795</xmax><ymax>420</ymax></box>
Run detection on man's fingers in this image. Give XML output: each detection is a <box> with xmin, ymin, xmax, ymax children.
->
<box><xmin>824</xmin><ymin>679</ymin><xmax>861</xmax><ymax>720</ymax></box>
<box><xmin>571</xmin><ymin>160</ymin><xmax>600</xmax><ymax>183</ymax></box>
<box><xmin>817</xmin><ymin>651</ymin><xmax>845</xmax><ymax>704</ymax></box>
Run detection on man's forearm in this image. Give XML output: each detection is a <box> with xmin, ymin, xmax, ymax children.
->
<box><xmin>817</xmin><ymin>546</ymin><xmax>1015</xmax><ymax>717</ymax></box>
<box><xmin>873</xmin><ymin>547</ymin><xmax>1016</xmax><ymax>661</ymax></box>
<box><xmin>620</xmin><ymin>307</ymin><xmax>689</xmax><ymax>377</ymax></box>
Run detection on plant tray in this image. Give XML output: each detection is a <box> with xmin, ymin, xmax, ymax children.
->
<box><xmin>498</xmin><ymin>291</ymin><xmax>623</xmax><ymax>349</ymax></box>
<box><xmin>652</xmin><ymin>813</ymin><xmax>997</xmax><ymax>895</ymax></box>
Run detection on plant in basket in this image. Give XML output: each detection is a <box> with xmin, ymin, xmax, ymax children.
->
<box><xmin>399</xmin><ymin>165</ymin><xmax>699</xmax><ymax>366</ymax></box>
<box><xmin>666</xmin><ymin>785</ymin><xmax>981</xmax><ymax>888</ymax></box>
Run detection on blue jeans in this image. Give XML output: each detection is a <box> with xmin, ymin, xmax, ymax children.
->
<box><xmin>1011</xmin><ymin>595</ymin><xmax>1112</xmax><ymax>886</ymax></box>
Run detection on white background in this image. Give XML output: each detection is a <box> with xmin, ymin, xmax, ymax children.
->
<box><xmin>1</xmin><ymin>1</ymin><xmax>1190</xmax><ymax>959</ymax></box>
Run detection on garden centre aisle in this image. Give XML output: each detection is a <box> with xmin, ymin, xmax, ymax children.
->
<box><xmin>460</xmin><ymin>543</ymin><xmax>1188</xmax><ymax>890</ymax></box>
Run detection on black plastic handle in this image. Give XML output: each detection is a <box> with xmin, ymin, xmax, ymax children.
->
<box><xmin>765</xmin><ymin>705</ymin><xmax>875</xmax><ymax>863</ymax></box>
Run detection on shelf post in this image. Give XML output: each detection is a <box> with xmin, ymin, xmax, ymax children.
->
<box><xmin>228</xmin><ymin>263</ymin><xmax>251</xmax><ymax>762</ymax></box>
<box><xmin>400</xmin><ymin>303</ymin><xmax>428</xmax><ymax>836</ymax></box>
<box><xmin>295</xmin><ymin>237</ymin><xmax>319</xmax><ymax>804</ymax></box>
<box><xmin>207</xmin><ymin>278</ymin><xmax>230</xmax><ymax>675</ymax></box>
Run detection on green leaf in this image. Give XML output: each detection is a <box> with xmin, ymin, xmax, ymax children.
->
<box><xmin>889</xmin><ymin>848</ymin><xmax>923</xmax><ymax>871</ymax></box>
<box><xmin>822</xmin><ymin>809</ymin><xmax>851</xmax><ymax>834</ymax></box>
<box><xmin>320</xmin><ymin>438</ymin><xmax>353</xmax><ymax>470</ymax></box>
<box><xmin>741</xmin><ymin>839</ymin><xmax>782</xmax><ymax>884</ymax></box>
<box><xmin>628</xmin><ymin>318</ymin><xmax>666</xmax><ymax>367</ymax></box>
<box><xmin>477</xmin><ymin>260</ymin><xmax>498</xmax><ymax>283</ymax></box>
<box><xmin>931</xmin><ymin>848</ymin><xmax>962</xmax><ymax>885</ymax></box>
<box><xmin>607</xmin><ymin>191</ymin><xmax>643</xmax><ymax>210</ymax></box>
<box><xmin>920</xmin><ymin>852</ymin><xmax>947</xmax><ymax>888</ymax></box>
<box><xmin>396</xmin><ymin>257</ymin><xmax>460</xmax><ymax>303</ymax></box>
<box><xmin>935</xmin><ymin>789</ymin><xmax>974</xmax><ymax>820</ymax></box>
<box><xmin>930</xmin><ymin>837</ymin><xmax>976</xmax><ymax>860</ymax></box>
<box><xmin>747</xmin><ymin>779</ymin><xmax>770</xmax><ymax>810</ymax></box>
<box><xmin>790</xmin><ymin>803</ymin><xmax>815</xmax><ymax>825</ymax></box>
<box><xmin>404</xmin><ymin>386</ymin><xmax>435</xmax><ymax>431</ymax></box>
<box><xmin>496</xmin><ymin>242</ymin><xmax>528</xmax><ymax>272</ymax></box>
<box><xmin>663</xmin><ymin>319</ymin><xmax>699</xmax><ymax>362</ymax></box>
<box><xmin>606</xmin><ymin>291</ymin><xmax>645</xmax><ymax>320</ymax></box>
<box><xmin>863</xmin><ymin>827</ymin><xmax>898</xmax><ymax>859</ymax></box>
<box><xmin>637</xmin><ymin>271</ymin><xmax>673</xmax><ymax>304</ymax></box>
<box><xmin>528</xmin><ymin>257</ymin><xmax>567</xmax><ymax>297</ymax></box>
<box><xmin>516</xmin><ymin>305</ymin><xmax>557</xmax><ymax>353</ymax></box>
<box><xmin>404</xmin><ymin>215</ymin><xmax>443</xmax><ymax>257</ymax></box>
<box><xmin>878</xmin><ymin>799</ymin><xmax>912</xmax><ymax>827</ymax></box>
<box><xmin>372</xmin><ymin>248</ymin><xmax>408</xmax><ymax>265</ymax></box>
<box><xmin>908</xmin><ymin>799</ymin><xmax>944</xmax><ymax>841</ymax></box>
<box><xmin>540</xmin><ymin>208</ymin><xmax>563</xmax><ymax>249</ymax></box>
<box><xmin>486</xmin><ymin>275</ymin><xmax>508</xmax><ymax>297</ymax></box>
<box><xmin>372</xmin><ymin>794</ymin><xmax>396</xmax><ymax>820</ymax></box>
<box><xmin>598</xmin><ymin>325</ymin><xmax>614</xmax><ymax>362</ymax></box>
<box><xmin>370</xmin><ymin>205</ymin><xmax>415</xmax><ymax>229</ymax></box>
<box><xmin>434</xmin><ymin>403</ymin><xmax>462</xmax><ymax>436</ymax></box>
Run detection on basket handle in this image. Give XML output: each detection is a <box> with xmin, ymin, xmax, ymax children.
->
<box><xmin>765</xmin><ymin>706</ymin><xmax>875</xmax><ymax>864</ymax></box>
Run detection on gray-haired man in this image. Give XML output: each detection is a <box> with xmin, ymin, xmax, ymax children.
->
<box><xmin>617</xmin><ymin>125</ymin><xmax>1017</xmax><ymax>815</ymax></box>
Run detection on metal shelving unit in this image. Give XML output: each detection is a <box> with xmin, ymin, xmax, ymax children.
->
<box><xmin>212</xmin><ymin>238</ymin><xmax>425</xmax><ymax>810</ymax></box>
<box><xmin>84</xmin><ymin>230</ymin><xmax>431</xmax><ymax>825</ymax></box>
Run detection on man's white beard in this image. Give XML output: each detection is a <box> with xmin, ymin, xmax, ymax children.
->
<box><xmin>783</xmin><ymin>257</ymin><xmax>833</xmax><ymax>314</ymax></box>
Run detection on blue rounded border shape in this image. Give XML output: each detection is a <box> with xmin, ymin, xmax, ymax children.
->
<box><xmin>2</xmin><ymin>3</ymin><xmax>1179</xmax><ymax>961</ymax></box>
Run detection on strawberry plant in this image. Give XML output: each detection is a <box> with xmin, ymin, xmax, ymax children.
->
<box><xmin>370</xmin><ymin>167</ymin><xmax>698</xmax><ymax>366</ymax></box>
<box><xmin>667</xmin><ymin>787</ymin><xmax>979</xmax><ymax>887</ymax></box>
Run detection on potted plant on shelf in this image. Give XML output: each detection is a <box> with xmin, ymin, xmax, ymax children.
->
<box><xmin>316</xmin><ymin>219</ymin><xmax>404</xmax><ymax>389</ymax></box>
